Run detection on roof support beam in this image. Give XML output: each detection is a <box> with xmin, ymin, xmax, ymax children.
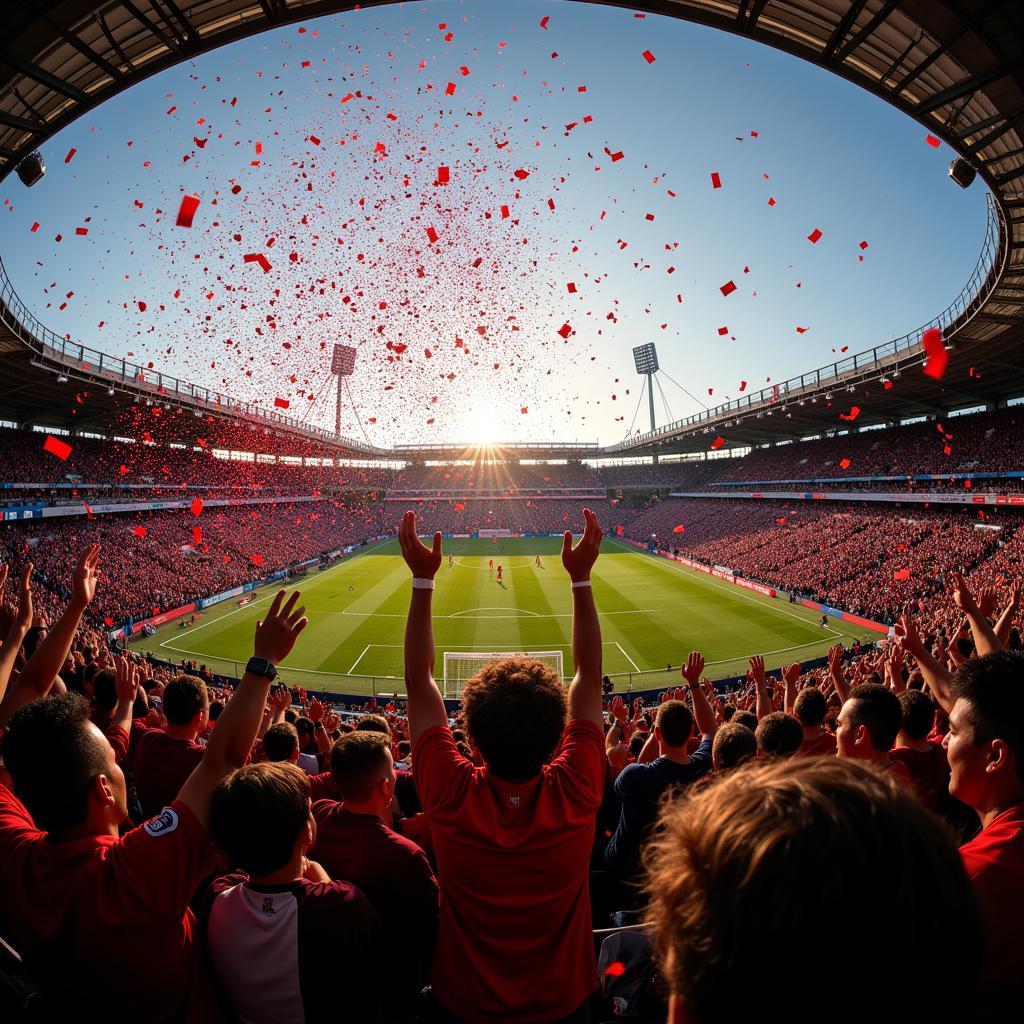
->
<box><xmin>915</xmin><ymin>56</ymin><xmax>1024</xmax><ymax>117</ymax></box>
<box><xmin>41</xmin><ymin>15</ymin><xmax>125</xmax><ymax>81</ymax></box>
<box><xmin>834</xmin><ymin>0</ymin><xmax>901</xmax><ymax>64</ymax></box>
<box><xmin>823</xmin><ymin>0</ymin><xmax>871</xmax><ymax>63</ymax></box>
<box><xmin>0</xmin><ymin>54</ymin><xmax>87</xmax><ymax>102</ymax></box>
<box><xmin>0</xmin><ymin>109</ymin><xmax>45</xmax><ymax>133</ymax></box>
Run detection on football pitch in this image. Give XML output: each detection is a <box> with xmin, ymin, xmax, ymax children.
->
<box><xmin>130</xmin><ymin>538</ymin><xmax>880</xmax><ymax>696</ymax></box>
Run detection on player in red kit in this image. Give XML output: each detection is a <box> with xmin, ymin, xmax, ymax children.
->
<box><xmin>496</xmin><ymin>564</ymin><xmax>503</xmax><ymax>584</ymax></box>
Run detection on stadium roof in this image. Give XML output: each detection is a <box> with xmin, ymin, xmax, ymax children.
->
<box><xmin>0</xmin><ymin>1</ymin><xmax>1022</xmax><ymax>461</ymax></box>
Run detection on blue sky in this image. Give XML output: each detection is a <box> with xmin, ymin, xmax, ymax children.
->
<box><xmin>0</xmin><ymin>0</ymin><xmax>987</xmax><ymax>447</ymax></box>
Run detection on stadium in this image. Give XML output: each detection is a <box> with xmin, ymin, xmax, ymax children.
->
<box><xmin>0</xmin><ymin>1</ymin><xmax>1022</xmax><ymax>1022</ymax></box>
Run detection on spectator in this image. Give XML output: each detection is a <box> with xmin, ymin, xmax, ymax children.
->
<box><xmin>944</xmin><ymin>651</ymin><xmax>1024</xmax><ymax>1003</ymax></box>
<box><xmin>754</xmin><ymin>711</ymin><xmax>803</xmax><ymax>759</ymax></box>
<box><xmin>311</xmin><ymin>730</ymin><xmax>438</xmax><ymax>1011</ymax></box>
<box><xmin>890</xmin><ymin>689</ymin><xmax>951</xmax><ymax>811</ymax></box>
<box><xmin>710</xmin><ymin>722</ymin><xmax>756</xmax><ymax>772</ymax></box>
<box><xmin>793</xmin><ymin>686</ymin><xmax>837</xmax><ymax>756</ymax></box>
<box><xmin>605</xmin><ymin>654</ymin><xmax>717</xmax><ymax>879</ymax></box>
<box><xmin>644</xmin><ymin>758</ymin><xmax>984</xmax><ymax>1023</ymax></box>
<box><xmin>399</xmin><ymin>508</ymin><xmax>606</xmax><ymax>1023</ymax></box>
<box><xmin>133</xmin><ymin>673</ymin><xmax>209</xmax><ymax>818</ymax></box>
<box><xmin>204</xmin><ymin>761</ymin><xmax>386</xmax><ymax>1024</ymax></box>
<box><xmin>0</xmin><ymin>574</ymin><xmax>308</xmax><ymax>1020</ymax></box>
<box><xmin>835</xmin><ymin>683</ymin><xmax>909</xmax><ymax>782</ymax></box>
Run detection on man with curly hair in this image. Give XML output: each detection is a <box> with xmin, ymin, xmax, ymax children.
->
<box><xmin>399</xmin><ymin>509</ymin><xmax>605</xmax><ymax>1024</ymax></box>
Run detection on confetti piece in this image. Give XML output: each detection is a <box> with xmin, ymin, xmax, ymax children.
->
<box><xmin>514</xmin><ymin>168</ymin><xmax>530</xmax><ymax>180</ymax></box>
<box><xmin>243</xmin><ymin>252</ymin><xmax>272</xmax><ymax>272</ymax></box>
<box><xmin>176</xmin><ymin>194</ymin><xmax>200</xmax><ymax>228</ymax></box>
<box><xmin>717</xmin><ymin>326</ymin><xmax>729</xmax><ymax>336</ymax></box>
<box><xmin>437</xmin><ymin>165</ymin><xmax>450</xmax><ymax>184</ymax></box>
<box><xmin>75</xmin><ymin>227</ymin><xmax>88</xmax><ymax>236</ymax></box>
<box><xmin>132</xmin><ymin>526</ymin><xmax>147</xmax><ymax>538</ymax></box>
<box><xmin>191</xmin><ymin>498</ymin><xmax>203</xmax><ymax>517</ymax></box>
<box><xmin>30</xmin><ymin>222</ymin><xmax>39</xmax><ymax>232</ymax></box>
<box><xmin>859</xmin><ymin>241</ymin><xmax>869</xmax><ymax>250</ymax></box>
<box><xmin>796</xmin><ymin>326</ymin><xmax>808</xmax><ymax>334</ymax></box>
<box><xmin>642</xmin><ymin>50</ymin><xmax>656</xmax><ymax>64</ymax></box>
<box><xmin>557</xmin><ymin>322</ymin><xmax>572</xmax><ymax>339</ymax></box>
<box><xmin>64</xmin><ymin>148</ymin><xmax>76</xmax><ymax>163</ymax></box>
<box><xmin>43</xmin><ymin>435</ymin><xmax>71</xmax><ymax>461</ymax></box>
<box><xmin>839</xmin><ymin>406</ymin><xmax>861</xmax><ymax>422</ymax></box>
<box><xmin>454</xmin><ymin>502</ymin><xmax>465</xmax><ymax>511</ymax></box>
<box><xmin>710</xmin><ymin>172</ymin><xmax>721</xmax><ymax>189</ymax></box>
<box><xmin>426</xmin><ymin>226</ymin><xmax>439</xmax><ymax>244</ymax></box>
<box><xmin>807</xmin><ymin>228</ymin><xmax>823</xmax><ymax>244</ymax></box>
<box><xmin>251</xmin><ymin>554</ymin><xmax>265</xmax><ymax>566</ymax></box>
<box><xmin>720</xmin><ymin>280</ymin><xmax>736</xmax><ymax>297</ymax></box>
<box><xmin>673</xmin><ymin>524</ymin><xmax>685</xmax><ymax>534</ymax></box>
<box><xmin>768</xmin><ymin>197</ymin><xmax>776</xmax><ymax>207</ymax></box>
<box><xmin>894</xmin><ymin>568</ymin><xmax>911</xmax><ymax>581</ymax></box>
<box><xmin>540</xmin><ymin>16</ymin><xmax>549</xmax><ymax>29</ymax></box>
<box><xmin>445</xmin><ymin>82</ymin><xmax>456</xmax><ymax>96</ymax></box>
<box><xmin>926</xmin><ymin>134</ymin><xmax>940</xmax><ymax>148</ymax></box>
<box><xmin>193</xmin><ymin>527</ymin><xmax>203</xmax><ymax>545</ymax></box>
<box><xmin>567</xmin><ymin>282</ymin><xmax>577</xmax><ymax>293</ymax></box>
<box><xmin>710</xmin><ymin>436</ymin><xmax>725</xmax><ymax>450</ymax></box>
<box><xmin>521</xmin><ymin>406</ymin><xmax>529</xmax><ymax>414</ymax></box>
<box><xmin>274</xmin><ymin>397</ymin><xmax>290</xmax><ymax>409</ymax></box>
<box><xmin>839</xmin><ymin>458</ymin><xmax>851</xmax><ymax>469</ymax></box>
<box><xmin>922</xmin><ymin>327</ymin><xmax>948</xmax><ymax>380</ymax></box>
<box><xmin>738</xmin><ymin>380</ymin><xmax>747</xmax><ymax>391</ymax></box>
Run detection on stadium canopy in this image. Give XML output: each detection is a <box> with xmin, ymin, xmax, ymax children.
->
<box><xmin>0</xmin><ymin>1</ymin><xmax>1022</xmax><ymax>460</ymax></box>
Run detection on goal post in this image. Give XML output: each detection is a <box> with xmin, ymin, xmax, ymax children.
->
<box><xmin>442</xmin><ymin>650</ymin><xmax>565</xmax><ymax>699</ymax></box>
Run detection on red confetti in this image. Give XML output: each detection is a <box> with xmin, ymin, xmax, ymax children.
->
<box><xmin>710</xmin><ymin>172</ymin><xmax>721</xmax><ymax>189</ymax></box>
<box><xmin>540</xmin><ymin>16</ymin><xmax>549</xmax><ymax>29</ymax></box>
<box><xmin>926</xmin><ymin>134</ymin><xmax>940</xmax><ymax>148</ymax></box>
<box><xmin>710</xmin><ymin>436</ymin><xmax>725</xmax><ymax>450</ymax></box>
<box><xmin>839</xmin><ymin>406</ymin><xmax>861</xmax><ymax>422</ymax></box>
<box><xmin>717</xmin><ymin>326</ymin><xmax>729</xmax><ymax>336</ymax></box>
<box><xmin>43</xmin><ymin>435</ymin><xmax>72</xmax><ymax>461</ymax></box>
<box><xmin>75</xmin><ymin>227</ymin><xmax>88</xmax><ymax>236</ymax></box>
<box><xmin>445</xmin><ymin>82</ymin><xmax>456</xmax><ymax>96</ymax></box>
<box><xmin>514</xmin><ymin>168</ymin><xmax>530</xmax><ymax>180</ymax></box>
<box><xmin>557</xmin><ymin>322</ymin><xmax>572</xmax><ymax>339</ymax></box>
<box><xmin>922</xmin><ymin>327</ymin><xmax>948</xmax><ymax>380</ymax></box>
<box><xmin>274</xmin><ymin>397</ymin><xmax>290</xmax><ymax>409</ymax></box>
<box><xmin>768</xmin><ymin>197</ymin><xmax>776</xmax><ymax>207</ymax></box>
<box><xmin>30</xmin><ymin>222</ymin><xmax>39</xmax><ymax>232</ymax></box>
<box><xmin>567</xmin><ymin>282</ymin><xmax>577</xmax><ymax>293</ymax></box>
<box><xmin>251</xmin><ymin>554</ymin><xmax>265</xmax><ymax>566</ymax></box>
<box><xmin>191</xmin><ymin>498</ymin><xmax>203</xmax><ymax>517</ymax></box>
<box><xmin>176</xmin><ymin>194</ymin><xmax>200</xmax><ymax>227</ymax></box>
<box><xmin>807</xmin><ymin>228</ymin><xmax>823</xmax><ymax>244</ymax></box>
<box><xmin>243</xmin><ymin>252</ymin><xmax>272</xmax><ymax>273</ymax></box>
<box><xmin>859</xmin><ymin>241</ymin><xmax>869</xmax><ymax>250</ymax></box>
<box><xmin>894</xmin><ymin>568</ymin><xmax>911</xmax><ymax>581</ymax></box>
<box><xmin>839</xmin><ymin>458</ymin><xmax>851</xmax><ymax>470</ymax></box>
<box><xmin>132</xmin><ymin>526</ymin><xmax>148</xmax><ymax>539</ymax></box>
<box><xmin>673</xmin><ymin>524</ymin><xmax>685</xmax><ymax>534</ymax></box>
<box><xmin>454</xmin><ymin>502</ymin><xmax>465</xmax><ymax>512</ymax></box>
<box><xmin>192</xmin><ymin>527</ymin><xmax>203</xmax><ymax>545</ymax></box>
<box><xmin>64</xmin><ymin>148</ymin><xmax>76</xmax><ymax>163</ymax></box>
<box><xmin>437</xmin><ymin>166</ymin><xmax>450</xmax><ymax>184</ymax></box>
<box><xmin>720</xmin><ymin>280</ymin><xmax>736</xmax><ymax>297</ymax></box>
<box><xmin>426</xmin><ymin>226</ymin><xmax>439</xmax><ymax>244</ymax></box>
<box><xmin>642</xmin><ymin>50</ymin><xmax>656</xmax><ymax>64</ymax></box>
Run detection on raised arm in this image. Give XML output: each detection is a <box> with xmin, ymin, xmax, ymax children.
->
<box><xmin>107</xmin><ymin>653</ymin><xmax>141</xmax><ymax>739</ymax></box>
<box><xmin>749</xmin><ymin>655</ymin><xmax>772</xmax><ymax>721</ymax></box>
<box><xmin>681</xmin><ymin>652</ymin><xmax>717</xmax><ymax>739</ymax></box>
<box><xmin>399</xmin><ymin>511</ymin><xmax>448</xmax><ymax>743</ymax></box>
<box><xmin>562</xmin><ymin>508</ymin><xmax>604</xmax><ymax>726</ymax></box>
<box><xmin>177</xmin><ymin>589</ymin><xmax>307</xmax><ymax>828</ymax></box>
<box><xmin>993</xmin><ymin>580</ymin><xmax>1021</xmax><ymax>648</ymax></box>
<box><xmin>781</xmin><ymin>662</ymin><xmax>800</xmax><ymax>715</ymax></box>
<box><xmin>0</xmin><ymin>546</ymin><xmax>99</xmax><ymax>728</ymax></box>
<box><xmin>827</xmin><ymin>644</ymin><xmax>851</xmax><ymax>706</ymax></box>
<box><xmin>0</xmin><ymin>565</ymin><xmax>32</xmax><ymax>710</ymax></box>
<box><xmin>894</xmin><ymin>613</ymin><xmax>955</xmax><ymax>715</ymax></box>
<box><xmin>951</xmin><ymin>572</ymin><xmax>1001</xmax><ymax>657</ymax></box>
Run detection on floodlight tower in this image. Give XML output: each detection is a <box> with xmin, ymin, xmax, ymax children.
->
<box><xmin>632</xmin><ymin>343</ymin><xmax>660</xmax><ymax>463</ymax></box>
<box><xmin>331</xmin><ymin>343</ymin><xmax>357</xmax><ymax>437</ymax></box>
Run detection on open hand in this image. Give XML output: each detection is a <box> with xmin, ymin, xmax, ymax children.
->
<box><xmin>72</xmin><ymin>545</ymin><xmax>101</xmax><ymax>608</ymax></box>
<box><xmin>561</xmin><ymin>507</ymin><xmax>603</xmax><ymax>583</ymax></box>
<box><xmin>398</xmin><ymin>510</ymin><xmax>442</xmax><ymax>580</ymax></box>
<box><xmin>254</xmin><ymin>590</ymin><xmax>308</xmax><ymax>665</ymax></box>
<box><xmin>681</xmin><ymin>651</ymin><xmax>705</xmax><ymax>686</ymax></box>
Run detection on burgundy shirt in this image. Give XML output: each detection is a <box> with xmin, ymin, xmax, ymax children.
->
<box><xmin>132</xmin><ymin>730</ymin><xmax>205</xmax><ymax>818</ymax></box>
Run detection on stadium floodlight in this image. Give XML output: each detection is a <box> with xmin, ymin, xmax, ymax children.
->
<box><xmin>16</xmin><ymin>152</ymin><xmax>45</xmax><ymax>188</ymax></box>
<box><xmin>948</xmin><ymin>157</ymin><xmax>976</xmax><ymax>190</ymax></box>
<box><xmin>330</xmin><ymin>343</ymin><xmax>357</xmax><ymax>438</ymax></box>
<box><xmin>632</xmin><ymin>343</ymin><xmax>659</xmax><ymax>375</ymax></box>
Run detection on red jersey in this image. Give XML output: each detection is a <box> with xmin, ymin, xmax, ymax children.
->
<box><xmin>132</xmin><ymin>729</ymin><xmax>205</xmax><ymax>817</ymax></box>
<box><xmin>889</xmin><ymin>743</ymin><xmax>950</xmax><ymax>811</ymax></box>
<box><xmin>960</xmin><ymin>803</ymin><xmax>1024</xmax><ymax>998</ymax></box>
<box><xmin>412</xmin><ymin>720</ymin><xmax>605</xmax><ymax>1023</ymax></box>
<box><xmin>799</xmin><ymin>731</ymin><xmax>837</xmax><ymax>757</ymax></box>
<box><xmin>0</xmin><ymin>784</ymin><xmax>222</xmax><ymax>1022</ymax></box>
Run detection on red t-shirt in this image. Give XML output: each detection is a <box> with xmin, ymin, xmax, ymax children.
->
<box><xmin>889</xmin><ymin>743</ymin><xmax>950</xmax><ymax>810</ymax></box>
<box><xmin>0</xmin><ymin>785</ymin><xmax>222</xmax><ymax>1021</ymax></box>
<box><xmin>412</xmin><ymin>719</ymin><xmax>605</xmax><ymax>1023</ymax></box>
<box><xmin>799</xmin><ymin>731</ymin><xmax>837</xmax><ymax>757</ymax></box>
<box><xmin>960</xmin><ymin>803</ymin><xmax>1024</xmax><ymax>997</ymax></box>
<box><xmin>132</xmin><ymin>729</ymin><xmax>205</xmax><ymax>818</ymax></box>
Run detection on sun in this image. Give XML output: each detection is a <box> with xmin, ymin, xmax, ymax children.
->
<box><xmin>462</xmin><ymin>406</ymin><xmax>506</xmax><ymax>446</ymax></box>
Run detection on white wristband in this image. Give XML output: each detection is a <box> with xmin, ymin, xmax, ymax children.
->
<box><xmin>571</xmin><ymin>580</ymin><xmax>592</xmax><ymax>589</ymax></box>
<box><xmin>412</xmin><ymin>578</ymin><xmax>435</xmax><ymax>590</ymax></box>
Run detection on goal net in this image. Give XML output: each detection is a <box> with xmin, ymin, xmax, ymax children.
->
<box><xmin>442</xmin><ymin>650</ymin><xmax>565</xmax><ymax>699</ymax></box>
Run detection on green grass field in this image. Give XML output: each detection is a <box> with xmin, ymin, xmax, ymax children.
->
<box><xmin>130</xmin><ymin>538</ymin><xmax>880</xmax><ymax>696</ymax></box>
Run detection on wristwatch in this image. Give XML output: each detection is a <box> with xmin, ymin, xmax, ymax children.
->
<box><xmin>245</xmin><ymin>656</ymin><xmax>277</xmax><ymax>681</ymax></box>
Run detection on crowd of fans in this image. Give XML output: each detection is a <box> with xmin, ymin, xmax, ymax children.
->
<box><xmin>0</xmin><ymin>509</ymin><xmax>1021</xmax><ymax>1023</ymax></box>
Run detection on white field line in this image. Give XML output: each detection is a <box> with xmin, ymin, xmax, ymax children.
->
<box><xmin>614</xmin><ymin>640</ymin><xmax>641</xmax><ymax>673</ymax></box>
<box><xmin>449</xmin><ymin>605</ymin><xmax>542</xmax><ymax>618</ymax></box>
<box><xmin>339</xmin><ymin>606</ymin><xmax>661</xmax><ymax>620</ymax></box>
<box><xmin>450</xmin><ymin>558</ymin><xmax>537</xmax><ymax>571</ymax></box>
<box><xmin>346</xmin><ymin>643</ymin><xmax>372</xmax><ymax>675</ymax></box>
